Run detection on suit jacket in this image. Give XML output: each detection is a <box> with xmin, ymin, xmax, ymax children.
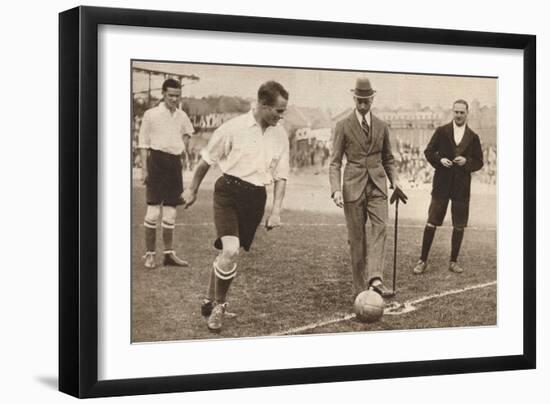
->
<box><xmin>424</xmin><ymin>122</ymin><xmax>484</xmax><ymax>201</ymax></box>
<box><xmin>329</xmin><ymin>111</ymin><xmax>397</xmax><ymax>202</ymax></box>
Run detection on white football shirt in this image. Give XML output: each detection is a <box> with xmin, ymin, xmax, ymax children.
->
<box><xmin>201</xmin><ymin>110</ymin><xmax>290</xmax><ymax>186</ymax></box>
<box><xmin>137</xmin><ymin>102</ymin><xmax>194</xmax><ymax>155</ymax></box>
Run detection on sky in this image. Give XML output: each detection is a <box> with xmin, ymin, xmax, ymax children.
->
<box><xmin>133</xmin><ymin>61</ymin><xmax>497</xmax><ymax>116</ymax></box>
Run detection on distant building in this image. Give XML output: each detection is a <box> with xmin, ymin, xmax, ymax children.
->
<box><xmin>330</xmin><ymin>101</ymin><xmax>496</xmax><ymax>148</ymax></box>
<box><xmin>181</xmin><ymin>97</ymin><xmax>251</xmax><ymax>131</ymax></box>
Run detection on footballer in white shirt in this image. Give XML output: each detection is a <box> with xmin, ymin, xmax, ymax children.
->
<box><xmin>137</xmin><ymin>79</ymin><xmax>195</xmax><ymax>269</ymax></box>
<box><xmin>182</xmin><ymin>81</ymin><xmax>290</xmax><ymax>333</ymax></box>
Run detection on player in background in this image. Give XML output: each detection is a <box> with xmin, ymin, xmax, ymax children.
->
<box><xmin>137</xmin><ymin>78</ymin><xmax>194</xmax><ymax>269</ymax></box>
<box><xmin>412</xmin><ymin>99</ymin><xmax>484</xmax><ymax>275</ymax></box>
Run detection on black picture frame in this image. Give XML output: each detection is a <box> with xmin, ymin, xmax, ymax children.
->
<box><xmin>59</xmin><ymin>5</ymin><xmax>536</xmax><ymax>399</ymax></box>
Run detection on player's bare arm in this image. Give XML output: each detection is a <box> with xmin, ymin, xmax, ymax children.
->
<box><xmin>182</xmin><ymin>158</ymin><xmax>211</xmax><ymax>208</ymax></box>
<box><xmin>266</xmin><ymin>178</ymin><xmax>286</xmax><ymax>230</ymax></box>
<box><xmin>140</xmin><ymin>148</ymin><xmax>149</xmax><ymax>184</ymax></box>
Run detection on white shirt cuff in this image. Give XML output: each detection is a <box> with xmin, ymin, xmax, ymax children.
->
<box><xmin>200</xmin><ymin>149</ymin><xmax>215</xmax><ymax>166</ymax></box>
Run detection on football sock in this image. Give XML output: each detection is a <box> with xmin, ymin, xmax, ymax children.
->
<box><xmin>420</xmin><ymin>225</ymin><xmax>436</xmax><ymax>261</ymax></box>
<box><xmin>215</xmin><ymin>277</ymin><xmax>232</xmax><ymax>304</ymax></box>
<box><xmin>145</xmin><ymin>227</ymin><xmax>156</xmax><ymax>253</ymax></box>
<box><xmin>451</xmin><ymin>227</ymin><xmax>464</xmax><ymax>262</ymax></box>
<box><xmin>213</xmin><ymin>252</ymin><xmax>237</xmax><ymax>304</ymax></box>
<box><xmin>162</xmin><ymin>228</ymin><xmax>173</xmax><ymax>251</ymax></box>
<box><xmin>206</xmin><ymin>267</ymin><xmax>216</xmax><ymax>301</ymax></box>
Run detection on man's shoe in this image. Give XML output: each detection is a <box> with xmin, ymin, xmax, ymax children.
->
<box><xmin>370</xmin><ymin>281</ymin><xmax>394</xmax><ymax>298</ymax></box>
<box><xmin>163</xmin><ymin>250</ymin><xmax>189</xmax><ymax>267</ymax></box>
<box><xmin>413</xmin><ymin>259</ymin><xmax>427</xmax><ymax>275</ymax></box>
<box><xmin>449</xmin><ymin>261</ymin><xmax>464</xmax><ymax>273</ymax></box>
<box><xmin>201</xmin><ymin>299</ymin><xmax>214</xmax><ymax>317</ymax></box>
<box><xmin>207</xmin><ymin>302</ymin><xmax>227</xmax><ymax>333</ymax></box>
<box><xmin>202</xmin><ymin>299</ymin><xmax>237</xmax><ymax>319</ymax></box>
<box><xmin>142</xmin><ymin>252</ymin><xmax>156</xmax><ymax>269</ymax></box>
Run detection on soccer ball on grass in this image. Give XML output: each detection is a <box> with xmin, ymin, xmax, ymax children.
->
<box><xmin>354</xmin><ymin>290</ymin><xmax>385</xmax><ymax>323</ymax></box>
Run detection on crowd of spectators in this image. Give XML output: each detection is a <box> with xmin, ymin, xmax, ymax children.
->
<box><xmin>394</xmin><ymin>142</ymin><xmax>432</xmax><ymax>188</ymax></box>
<box><xmin>133</xmin><ymin>110</ymin><xmax>496</xmax><ymax>186</ymax></box>
<box><xmin>290</xmin><ymin>139</ymin><xmax>330</xmax><ymax>174</ymax></box>
<box><xmin>395</xmin><ymin>140</ymin><xmax>497</xmax><ymax>188</ymax></box>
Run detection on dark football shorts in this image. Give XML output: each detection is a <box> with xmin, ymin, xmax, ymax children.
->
<box><xmin>213</xmin><ymin>174</ymin><xmax>267</xmax><ymax>252</ymax></box>
<box><xmin>146</xmin><ymin>149</ymin><xmax>183</xmax><ymax>207</ymax></box>
<box><xmin>427</xmin><ymin>197</ymin><xmax>469</xmax><ymax>228</ymax></box>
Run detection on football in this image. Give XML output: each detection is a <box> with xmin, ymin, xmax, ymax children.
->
<box><xmin>354</xmin><ymin>289</ymin><xmax>385</xmax><ymax>323</ymax></box>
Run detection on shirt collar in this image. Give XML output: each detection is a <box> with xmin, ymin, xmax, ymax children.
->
<box><xmin>246</xmin><ymin>109</ymin><xmax>260</xmax><ymax>128</ymax></box>
<box><xmin>355</xmin><ymin>109</ymin><xmax>371</xmax><ymax>126</ymax></box>
<box><xmin>247</xmin><ymin>109</ymin><xmax>280</xmax><ymax>132</ymax></box>
<box><xmin>160</xmin><ymin>102</ymin><xmax>180</xmax><ymax>115</ymax></box>
<box><xmin>453</xmin><ymin>120</ymin><xmax>466</xmax><ymax>132</ymax></box>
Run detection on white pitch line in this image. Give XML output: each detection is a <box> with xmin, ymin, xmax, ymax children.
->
<box><xmin>406</xmin><ymin>280</ymin><xmax>496</xmax><ymax>306</ymax></box>
<box><xmin>270</xmin><ymin>313</ymin><xmax>357</xmax><ymax>336</ymax></box>
<box><xmin>175</xmin><ymin>223</ymin><xmax>496</xmax><ymax>231</ymax></box>
<box><xmin>270</xmin><ymin>280</ymin><xmax>497</xmax><ymax>336</ymax></box>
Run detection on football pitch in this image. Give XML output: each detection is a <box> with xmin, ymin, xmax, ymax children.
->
<box><xmin>131</xmin><ymin>171</ymin><xmax>497</xmax><ymax>342</ymax></box>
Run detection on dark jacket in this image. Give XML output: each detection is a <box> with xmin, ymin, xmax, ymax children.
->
<box><xmin>424</xmin><ymin>122</ymin><xmax>484</xmax><ymax>201</ymax></box>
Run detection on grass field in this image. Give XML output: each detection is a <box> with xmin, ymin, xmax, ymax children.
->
<box><xmin>131</xmin><ymin>171</ymin><xmax>497</xmax><ymax>342</ymax></box>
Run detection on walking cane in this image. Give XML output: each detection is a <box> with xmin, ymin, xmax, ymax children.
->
<box><xmin>392</xmin><ymin>198</ymin><xmax>399</xmax><ymax>295</ymax></box>
<box><xmin>390</xmin><ymin>187</ymin><xmax>407</xmax><ymax>296</ymax></box>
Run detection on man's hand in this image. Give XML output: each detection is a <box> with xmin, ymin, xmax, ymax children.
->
<box><xmin>332</xmin><ymin>191</ymin><xmax>344</xmax><ymax>208</ymax></box>
<box><xmin>440</xmin><ymin>158</ymin><xmax>453</xmax><ymax>168</ymax></box>
<box><xmin>453</xmin><ymin>156</ymin><xmax>467</xmax><ymax>166</ymax></box>
<box><xmin>265</xmin><ymin>213</ymin><xmax>282</xmax><ymax>231</ymax></box>
<box><xmin>390</xmin><ymin>186</ymin><xmax>408</xmax><ymax>204</ymax></box>
<box><xmin>181</xmin><ymin>189</ymin><xmax>197</xmax><ymax>209</ymax></box>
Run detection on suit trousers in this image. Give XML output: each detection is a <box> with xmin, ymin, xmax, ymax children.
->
<box><xmin>343</xmin><ymin>178</ymin><xmax>388</xmax><ymax>296</ymax></box>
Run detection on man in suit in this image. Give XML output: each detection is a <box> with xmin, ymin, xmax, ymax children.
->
<box><xmin>412</xmin><ymin>99</ymin><xmax>484</xmax><ymax>275</ymax></box>
<box><xmin>330</xmin><ymin>77</ymin><xmax>406</xmax><ymax>299</ymax></box>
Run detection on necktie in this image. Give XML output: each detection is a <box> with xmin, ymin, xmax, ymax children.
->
<box><xmin>361</xmin><ymin>115</ymin><xmax>370</xmax><ymax>138</ymax></box>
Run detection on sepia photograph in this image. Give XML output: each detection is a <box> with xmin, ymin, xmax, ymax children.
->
<box><xmin>130</xmin><ymin>60</ymin><xmax>497</xmax><ymax>343</ymax></box>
